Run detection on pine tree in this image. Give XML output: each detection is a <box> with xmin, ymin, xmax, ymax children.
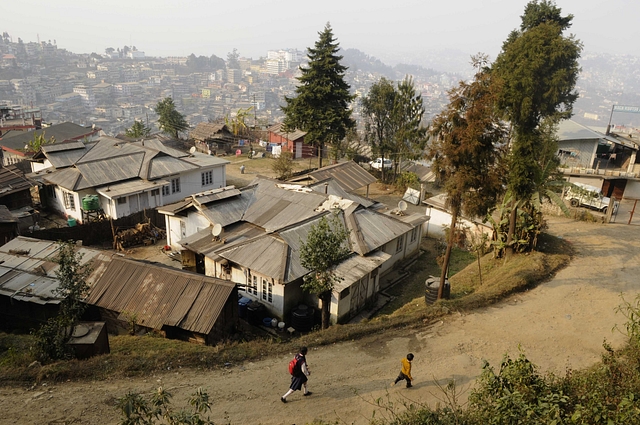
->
<box><xmin>155</xmin><ymin>97</ymin><xmax>188</xmax><ymax>139</ymax></box>
<box><xmin>281</xmin><ymin>23</ymin><xmax>355</xmax><ymax>168</ymax></box>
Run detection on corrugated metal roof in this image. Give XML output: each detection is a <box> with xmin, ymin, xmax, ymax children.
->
<box><xmin>242</xmin><ymin>179</ymin><xmax>326</xmax><ymax>232</ymax></box>
<box><xmin>192</xmin><ymin>187</ymin><xmax>241</xmax><ymax>205</ymax></box>
<box><xmin>200</xmin><ymin>194</ymin><xmax>251</xmax><ymax>227</ymax></box>
<box><xmin>189</xmin><ymin>122</ymin><xmax>234</xmax><ymax>142</ymax></box>
<box><xmin>268</xmin><ymin>122</ymin><xmax>306</xmax><ymax>141</ymax></box>
<box><xmin>350</xmin><ymin>209</ymin><xmax>412</xmax><ymax>253</ymax></box>
<box><xmin>181</xmin><ymin>152</ymin><xmax>230</xmax><ymax>168</ymax></box>
<box><xmin>558</xmin><ymin>119</ymin><xmax>637</xmax><ymax>149</ymax></box>
<box><xmin>96</xmin><ymin>179</ymin><xmax>168</xmax><ymax>199</ymax></box>
<box><xmin>290</xmin><ymin>161</ymin><xmax>376</xmax><ymax>192</ymax></box>
<box><xmin>216</xmin><ymin>235</ymin><xmax>289</xmax><ymax>280</ymax></box>
<box><xmin>0</xmin><ymin>237</ymin><xmax>101</xmax><ymax>305</ymax></box>
<box><xmin>34</xmin><ymin>136</ymin><xmax>225</xmax><ymax>194</ymax></box>
<box><xmin>41</xmin><ymin>167</ymin><xmax>82</xmax><ymax>191</ymax></box>
<box><xmin>75</xmin><ymin>153</ymin><xmax>145</xmax><ymax>189</ymax></box>
<box><xmin>0</xmin><ymin>164</ymin><xmax>34</xmax><ymax>198</ymax></box>
<box><xmin>42</xmin><ymin>140</ymin><xmax>86</xmax><ymax>153</ymax></box>
<box><xmin>43</xmin><ymin>147</ymin><xmax>89</xmax><ymax>169</ymax></box>
<box><xmin>86</xmin><ymin>257</ymin><xmax>235</xmax><ymax>334</ymax></box>
<box><xmin>133</xmin><ymin>139</ymin><xmax>188</xmax><ymax>158</ymax></box>
<box><xmin>333</xmin><ymin>251</ymin><xmax>391</xmax><ymax>292</ymax></box>
<box><xmin>0</xmin><ymin>122</ymin><xmax>98</xmax><ymax>151</ymax></box>
<box><xmin>309</xmin><ymin>179</ymin><xmax>375</xmax><ymax>208</ymax></box>
<box><xmin>148</xmin><ymin>156</ymin><xmax>198</xmax><ymax>179</ymax></box>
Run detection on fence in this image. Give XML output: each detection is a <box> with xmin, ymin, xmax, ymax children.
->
<box><xmin>28</xmin><ymin>209</ymin><xmax>166</xmax><ymax>247</ymax></box>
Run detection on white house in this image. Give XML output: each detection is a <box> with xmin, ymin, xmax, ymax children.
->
<box><xmin>29</xmin><ymin>136</ymin><xmax>228</xmax><ymax>223</ymax></box>
<box><xmin>158</xmin><ymin>177</ymin><xmax>429</xmax><ymax>325</ymax></box>
<box><xmin>423</xmin><ymin>193</ymin><xmax>492</xmax><ymax>242</ymax></box>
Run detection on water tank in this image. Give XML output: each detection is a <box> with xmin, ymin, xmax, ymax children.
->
<box><xmin>246</xmin><ymin>301</ymin><xmax>265</xmax><ymax>326</ymax></box>
<box><xmin>425</xmin><ymin>276</ymin><xmax>450</xmax><ymax>304</ymax></box>
<box><xmin>82</xmin><ymin>195</ymin><xmax>100</xmax><ymax>211</ymax></box>
<box><xmin>290</xmin><ymin>304</ymin><xmax>315</xmax><ymax>332</ymax></box>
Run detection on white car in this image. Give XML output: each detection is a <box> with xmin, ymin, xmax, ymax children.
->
<box><xmin>369</xmin><ymin>158</ymin><xmax>392</xmax><ymax>170</ymax></box>
<box><xmin>564</xmin><ymin>182</ymin><xmax>618</xmax><ymax>214</ymax></box>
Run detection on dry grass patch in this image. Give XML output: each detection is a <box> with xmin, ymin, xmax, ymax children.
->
<box><xmin>0</xmin><ymin>233</ymin><xmax>572</xmax><ymax>385</ymax></box>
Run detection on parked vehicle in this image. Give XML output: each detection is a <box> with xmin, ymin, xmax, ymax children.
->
<box><xmin>564</xmin><ymin>182</ymin><xmax>618</xmax><ymax>214</ymax></box>
<box><xmin>369</xmin><ymin>157</ymin><xmax>392</xmax><ymax>170</ymax></box>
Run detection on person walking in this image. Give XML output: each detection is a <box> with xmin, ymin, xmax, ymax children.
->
<box><xmin>281</xmin><ymin>347</ymin><xmax>312</xmax><ymax>403</ymax></box>
<box><xmin>392</xmin><ymin>353</ymin><xmax>414</xmax><ymax>388</ymax></box>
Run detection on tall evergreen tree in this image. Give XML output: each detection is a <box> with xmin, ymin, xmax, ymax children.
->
<box><xmin>281</xmin><ymin>23</ymin><xmax>355</xmax><ymax>168</ymax></box>
<box><xmin>492</xmin><ymin>0</ymin><xmax>581</xmax><ymax>257</ymax></box>
<box><xmin>155</xmin><ymin>97</ymin><xmax>188</xmax><ymax>139</ymax></box>
<box><xmin>429</xmin><ymin>55</ymin><xmax>507</xmax><ymax>299</ymax></box>
<box><xmin>392</xmin><ymin>76</ymin><xmax>427</xmax><ymax>174</ymax></box>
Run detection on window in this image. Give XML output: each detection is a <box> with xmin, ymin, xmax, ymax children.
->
<box><xmin>410</xmin><ymin>228</ymin><xmax>418</xmax><ymax>243</ymax></box>
<box><xmin>162</xmin><ymin>185</ymin><xmax>170</xmax><ymax>196</ymax></box>
<box><xmin>117</xmin><ymin>197</ymin><xmax>127</xmax><ymax>205</ymax></box>
<box><xmin>171</xmin><ymin>178</ymin><xmax>181</xmax><ymax>194</ymax></box>
<box><xmin>340</xmin><ymin>287</ymin><xmax>350</xmax><ymax>300</ymax></box>
<box><xmin>63</xmin><ymin>191</ymin><xmax>76</xmax><ymax>210</ymax></box>
<box><xmin>46</xmin><ymin>185</ymin><xmax>56</xmax><ymax>199</ymax></box>
<box><xmin>396</xmin><ymin>234</ymin><xmax>404</xmax><ymax>253</ymax></box>
<box><xmin>151</xmin><ymin>189</ymin><xmax>159</xmax><ymax>196</ymax></box>
<box><xmin>249</xmin><ymin>274</ymin><xmax>258</xmax><ymax>296</ymax></box>
<box><xmin>201</xmin><ymin>170</ymin><xmax>213</xmax><ymax>186</ymax></box>
<box><xmin>261</xmin><ymin>279</ymin><xmax>273</xmax><ymax>303</ymax></box>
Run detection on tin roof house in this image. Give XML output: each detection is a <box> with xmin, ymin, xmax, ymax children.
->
<box><xmin>158</xmin><ymin>176</ymin><xmax>429</xmax><ymax>325</ymax></box>
<box><xmin>0</xmin><ymin>236</ymin><xmax>237</xmax><ymax>344</ymax></box>
<box><xmin>28</xmin><ymin>136</ymin><xmax>229</xmax><ymax>224</ymax></box>
<box><xmin>557</xmin><ymin>119</ymin><xmax>640</xmax><ymax>201</ymax></box>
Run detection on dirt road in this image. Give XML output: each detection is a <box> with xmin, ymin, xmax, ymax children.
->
<box><xmin>2</xmin><ymin>216</ymin><xmax>639</xmax><ymax>425</ymax></box>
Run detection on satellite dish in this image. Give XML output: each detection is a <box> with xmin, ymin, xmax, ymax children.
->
<box><xmin>189</xmin><ymin>146</ymin><xmax>196</xmax><ymax>154</ymax></box>
<box><xmin>212</xmin><ymin>223</ymin><xmax>222</xmax><ymax>237</ymax></box>
<box><xmin>398</xmin><ymin>200</ymin><xmax>408</xmax><ymax>211</ymax></box>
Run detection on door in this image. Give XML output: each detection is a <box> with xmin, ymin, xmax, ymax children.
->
<box><xmin>128</xmin><ymin>194</ymin><xmax>139</xmax><ymax>213</ymax></box>
<box><xmin>295</xmin><ymin>141</ymin><xmax>302</xmax><ymax>159</ymax></box>
<box><xmin>349</xmin><ymin>275</ymin><xmax>370</xmax><ymax>314</ymax></box>
<box><xmin>139</xmin><ymin>192</ymin><xmax>149</xmax><ymax>210</ymax></box>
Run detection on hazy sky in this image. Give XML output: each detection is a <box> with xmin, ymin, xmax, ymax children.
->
<box><xmin>3</xmin><ymin>0</ymin><xmax>639</xmax><ymax>61</ymax></box>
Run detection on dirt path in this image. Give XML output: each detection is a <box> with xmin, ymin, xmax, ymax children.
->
<box><xmin>2</xmin><ymin>217</ymin><xmax>639</xmax><ymax>425</ymax></box>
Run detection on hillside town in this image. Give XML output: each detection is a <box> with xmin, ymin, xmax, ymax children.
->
<box><xmin>3</xmin><ymin>1</ymin><xmax>640</xmax><ymax>422</ymax></box>
<box><xmin>0</xmin><ymin>32</ymin><xmax>456</xmax><ymax>138</ymax></box>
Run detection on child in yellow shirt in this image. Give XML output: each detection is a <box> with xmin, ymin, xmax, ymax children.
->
<box><xmin>392</xmin><ymin>353</ymin><xmax>414</xmax><ymax>388</ymax></box>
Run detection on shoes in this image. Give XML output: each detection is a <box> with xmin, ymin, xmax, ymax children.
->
<box><xmin>391</xmin><ymin>381</ymin><xmax>396</xmax><ymax>386</ymax></box>
<box><xmin>281</xmin><ymin>397</ymin><xmax>287</xmax><ymax>403</ymax></box>
<box><xmin>303</xmin><ymin>392</ymin><xmax>313</xmax><ymax>396</ymax></box>
<box><xmin>406</xmin><ymin>384</ymin><xmax>412</xmax><ymax>388</ymax></box>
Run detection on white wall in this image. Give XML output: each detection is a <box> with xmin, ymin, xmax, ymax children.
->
<box><xmin>424</xmin><ymin>206</ymin><xmax>492</xmax><ymax>241</ymax></box>
<box><xmin>110</xmin><ymin>190</ymin><xmax>163</xmax><ymax>218</ymax></box>
<box><xmin>204</xmin><ymin>259</ymin><xmax>286</xmax><ymax>320</ymax></box>
<box><xmin>166</xmin><ymin>212</ymin><xmax>211</xmax><ymax>248</ymax></box>
<box><xmin>159</xmin><ymin>165</ymin><xmax>226</xmax><ymax>205</ymax></box>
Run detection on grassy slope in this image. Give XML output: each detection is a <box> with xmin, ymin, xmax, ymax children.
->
<box><xmin>0</xmin><ymin>232</ymin><xmax>572</xmax><ymax>385</ymax></box>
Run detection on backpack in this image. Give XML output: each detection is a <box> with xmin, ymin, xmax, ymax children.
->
<box><xmin>288</xmin><ymin>357</ymin><xmax>298</xmax><ymax>375</ymax></box>
<box><xmin>289</xmin><ymin>354</ymin><xmax>304</xmax><ymax>375</ymax></box>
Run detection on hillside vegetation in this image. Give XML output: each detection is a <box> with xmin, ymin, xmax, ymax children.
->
<box><xmin>0</xmin><ymin>232</ymin><xmax>570</xmax><ymax>386</ymax></box>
